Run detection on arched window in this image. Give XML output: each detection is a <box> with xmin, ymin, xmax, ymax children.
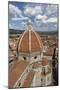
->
<box><xmin>34</xmin><ymin>56</ymin><xmax>37</xmax><ymax>59</ymax></box>
<box><xmin>23</xmin><ymin>56</ymin><xmax>26</xmax><ymax>60</ymax></box>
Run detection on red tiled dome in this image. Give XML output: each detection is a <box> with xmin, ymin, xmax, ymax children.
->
<box><xmin>18</xmin><ymin>24</ymin><xmax>43</xmax><ymax>53</ymax></box>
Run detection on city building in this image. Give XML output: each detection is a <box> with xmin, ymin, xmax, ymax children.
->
<box><xmin>9</xmin><ymin>22</ymin><xmax>52</xmax><ymax>88</ymax></box>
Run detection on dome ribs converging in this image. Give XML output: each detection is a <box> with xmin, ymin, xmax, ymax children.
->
<box><xmin>18</xmin><ymin>31</ymin><xmax>29</xmax><ymax>53</ymax></box>
<box><xmin>18</xmin><ymin>23</ymin><xmax>43</xmax><ymax>53</ymax></box>
<box><xmin>29</xmin><ymin>28</ymin><xmax>31</xmax><ymax>52</ymax></box>
<box><xmin>31</xmin><ymin>31</ymin><xmax>40</xmax><ymax>52</ymax></box>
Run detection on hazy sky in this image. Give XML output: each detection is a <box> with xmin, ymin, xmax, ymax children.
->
<box><xmin>8</xmin><ymin>1</ymin><xmax>59</xmax><ymax>31</ymax></box>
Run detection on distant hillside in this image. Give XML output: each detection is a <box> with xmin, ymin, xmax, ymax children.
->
<box><xmin>37</xmin><ymin>31</ymin><xmax>58</xmax><ymax>35</ymax></box>
<box><xmin>9</xmin><ymin>29</ymin><xmax>24</xmax><ymax>34</ymax></box>
<box><xmin>9</xmin><ymin>29</ymin><xmax>58</xmax><ymax>35</ymax></box>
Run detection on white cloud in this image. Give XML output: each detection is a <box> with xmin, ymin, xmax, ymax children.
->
<box><xmin>35</xmin><ymin>14</ymin><xmax>47</xmax><ymax>20</ymax></box>
<box><xmin>34</xmin><ymin>14</ymin><xmax>57</xmax><ymax>27</ymax></box>
<box><xmin>34</xmin><ymin>14</ymin><xmax>47</xmax><ymax>26</ymax></box>
<box><xmin>11</xmin><ymin>17</ymin><xmax>28</xmax><ymax>21</ymax></box>
<box><xmin>24</xmin><ymin>4</ymin><xmax>58</xmax><ymax>17</ymax></box>
<box><xmin>54</xmin><ymin>24</ymin><xmax>57</xmax><ymax>28</ymax></box>
<box><xmin>9</xmin><ymin>4</ymin><xmax>22</xmax><ymax>19</ymax></box>
<box><xmin>9</xmin><ymin>3</ymin><xmax>30</xmax><ymax>29</ymax></box>
<box><xmin>9</xmin><ymin>3</ymin><xmax>58</xmax><ymax>31</ymax></box>
<box><xmin>24</xmin><ymin>5</ymin><xmax>42</xmax><ymax>16</ymax></box>
<box><xmin>9</xmin><ymin>23</ymin><xmax>13</xmax><ymax>29</ymax></box>
<box><xmin>43</xmin><ymin>17</ymin><xmax>57</xmax><ymax>23</ymax></box>
<box><xmin>21</xmin><ymin>22</ymin><xmax>26</xmax><ymax>25</ymax></box>
<box><xmin>24</xmin><ymin>7</ymin><xmax>35</xmax><ymax>16</ymax></box>
<box><xmin>9</xmin><ymin>4</ymin><xmax>29</xmax><ymax>21</ymax></box>
<box><xmin>35</xmin><ymin>6</ymin><xmax>42</xmax><ymax>13</ymax></box>
<box><xmin>46</xmin><ymin>4</ymin><xmax>58</xmax><ymax>15</ymax></box>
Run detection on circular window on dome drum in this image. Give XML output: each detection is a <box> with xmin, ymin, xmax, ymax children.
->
<box><xmin>23</xmin><ymin>56</ymin><xmax>26</xmax><ymax>60</ymax></box>
<box><xmin>34</xmin><ymin>56</ymin><xmax>37</xmax><ymax>59</ymax></box>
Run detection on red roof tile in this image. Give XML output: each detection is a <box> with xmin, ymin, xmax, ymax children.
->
<box><xmin>42</xmin><ymin>57</ymin><xmax>48</xmax><ymax>66</ymax></box>
<box><xmin>8</xmin><ymin>60</ymin><xmax>29</xmax><ymax>88</ymax></box>
<box><xmin>18</xmin><ymin>30</ymin><xmax>43</xmax><ymax>53</ymax></box>
<box><xmin>22</xmin><ymin>71</ymin><xmax>35</xmax><ymax>87</ymax></box>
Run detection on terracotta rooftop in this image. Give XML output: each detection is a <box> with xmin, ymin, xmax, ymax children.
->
<box><xmin>8</xmin><ymin>60</ymin><xmax>29</xmax><ymax>89</ymax></box>
<box><xmin>43</xmin><ymin>47</ymin><xmax>53</xmax><ymax>56</ymax></box>
<box><xmin>18</xmin><ymin>24</ymin><xmax>43</xmax><ymax>53</ymax></box>
<box><xmin>22</xmin><ymin>71</ymin><xmax>35</xmax><ymax>87</ymax></box>
<box><xmin>42</xmin><ymin>57</ymin><xmax>48</xmax><ymax>66</ymax></box>
<box><xmin>47</xmin><ymin>39</ymin><xmax>56</xmax><ymax>46</ymax></box>
<box><xmin>9</xmin><ymin>42</ymin><xmax>17</xmax><ymax>51</ymax></box>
